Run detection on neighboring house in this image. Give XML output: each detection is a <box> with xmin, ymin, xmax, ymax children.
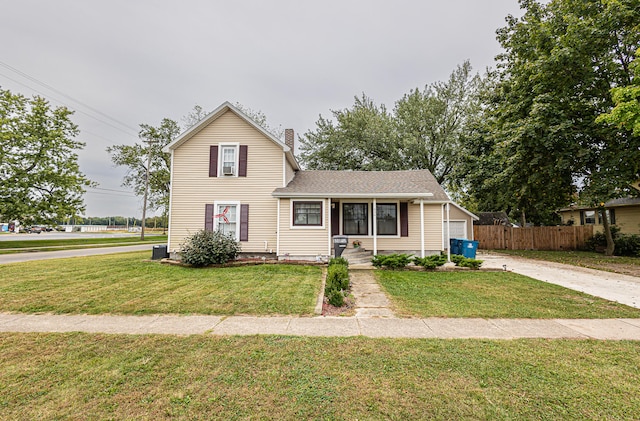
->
<box><xmin>164</xmin><ymin>101</ymin><xmax>478</xmax><ymax>260</ymax></box>
<box><xmin>558</xmin><ymin>198</ymin><xmax>640</xmax><ymax>235</ymax></box>
<box><xmin>474</xmin><ymin>212</ymin><xmax>513</xmax><ymax>226</ymax></box>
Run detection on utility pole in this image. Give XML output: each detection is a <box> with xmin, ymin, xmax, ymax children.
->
<box><xmin>141</xmin><ymin>138</ymin><xmax>155</xmax><ymax>241</ymax></box>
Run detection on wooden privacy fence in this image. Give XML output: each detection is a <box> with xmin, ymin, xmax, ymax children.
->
<box><xmin>473</xmin><ymin>225</ymin><xmax>594</xmax><ymax>251</ymax></box>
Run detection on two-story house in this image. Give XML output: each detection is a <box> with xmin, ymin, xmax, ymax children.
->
<box><xmin>164</xmin><ymin>101</ymin><xmax>477</xmax><ymax>260</ymax></box>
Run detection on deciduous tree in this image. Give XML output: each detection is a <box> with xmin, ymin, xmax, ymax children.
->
<box><xmin>0</xmin><ymin>88</ymin><xmax>93</xmax><ymax>224</ymax></box>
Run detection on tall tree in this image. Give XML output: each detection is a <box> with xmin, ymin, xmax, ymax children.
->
<box><xmin>395</xmin><ymin>60</ymin><xmax>481</xmax><ymax>188</ymax></box>
<box><xmin>107</xmin><ymin>118</ymin><xmax>179</xmax><ymax>217</ymax></box>
<box><xmin>0</xmin><ymin>88</ymin><xmax>93</xmax><ymax>225</ymax></box>
<box><xmin>460</xmin><ymin>0</ymin><xmax>639</xmax><ymax>235</ymax></box>
<box><xmin>299</xmin><ymin>94</ymin><xmax>402</xmax><ymax>171</ymax></box>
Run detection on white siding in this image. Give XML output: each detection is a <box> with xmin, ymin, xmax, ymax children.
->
<box><xmin>168</xmin><ymin>111</ymin><xmax>283</xmax><ymax>253</ymax></box>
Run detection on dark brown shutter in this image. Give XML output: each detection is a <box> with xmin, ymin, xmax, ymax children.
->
<box><xmin>400</xmin><ymin>202</ymin><xmax>409</xmax><ymax>237</ymax></box>
<box><xmin>331</xmin><ymin>202</ymin><xmax>340</xmax><ymax>236</ymax></box>
<box><xmin>205</xmin><ymin>204</ymin><xmax>214</xmax><ymax>231</ymax></box>
<box><xmin>238</xmin><ymin>145</ymin><xmax>248</xmax><ymax>177</ymax></box>
<box><xmin>240</xmin><ymin>204</ymin><xmax>249</xmax><ymax>241</ymax></box>
<box><xmin>209</xmin><ymin>145</ymin><xmax>218</xmax><ymax>177</ymax></box>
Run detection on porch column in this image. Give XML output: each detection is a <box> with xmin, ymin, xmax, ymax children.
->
<box><xmin>327</xmin><ymin>198</ymin><xmax>331</xmax><ymax>257</ymax></box>
<box><xmin>373</xmin><ymin>198</ymin><xmax>378</xmax><ymax>255</ymax></box>
<box><xmin>420</xmin><ymin>199</ymin><xmax>425</xmax><ymax>258</ymax></box>
<box><xmin>441</xmin><ymin>204</ymin><xmax>445</xmax><ymax>250</ymax></box>
<box><xmin>446</xmin><ymin>202</ymin><xmax>451</xmax><ymax>262</ymax></box>
<box><xmin>276</xmin><ymin>198</ymin><xmax>281</xmax><ymax>256</ymax></box>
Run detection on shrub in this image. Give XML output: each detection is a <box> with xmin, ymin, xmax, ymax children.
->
<box><xmin>328</xmin><ymin>256</ymin><xmax>349</xmax><ymax>268</ymax></box>
<box><xmin>615</xmin><ymin>234</ymin><xmax>640</xmax><ymax>257</ymax></box>
<box><xmin>457</xmin><ymin>257</ymin><xmax>483</xmax><ymax>270</ymax></box>
<box><xmin>326</xmin><ymin>287</ymin><xmax>344</xmax><ymax>307</ymax></box>
<box><xmin>324</xmin><ymin>259</ymin><xmax>349</xmax><ymax>307</ymax></box>
<box><xmin>450</xmin><ymin>254</ymin><xmax>466</xmax><ymax>265</ymax></box>
<box><xmin>413</xmin><ymin>254</ymin><xmax>446</xmax><ymax>270</ymax></box>
<box><xmin>326</xmin><ymin>264</ymin><xmax>349</xmax><ymax>292</ymax></box>
<box><xmin>371</xmin><ymin>253</ymin><xmax>413</xmax><ymax>270</ymax></box>
<box><xmin>180</xmin><ymin>230</ymin><xmax>241</xmax><ymax>267</ymax></box>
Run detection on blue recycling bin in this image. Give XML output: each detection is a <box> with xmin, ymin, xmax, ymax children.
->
<box><xmin>449</xmin><ymin>238</ymin><xmax>463</xmax><ymax>255</ymax></box>
<box><xmin>461</xmin><ymin>240</ymin><xmax>479</xmax><ymax>259</ymax></box>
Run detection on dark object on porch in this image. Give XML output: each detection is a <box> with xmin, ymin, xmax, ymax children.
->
<box><xmin>333</xmin><ymin>235</ymin><xmax>348</xmax><ymax>257</ymax></box>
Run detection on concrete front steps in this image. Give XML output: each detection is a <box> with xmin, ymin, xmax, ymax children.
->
<box><xmin>341</xmin><ymin>247</ymin><xmax>373</xmax><ymax>265</ymax></box>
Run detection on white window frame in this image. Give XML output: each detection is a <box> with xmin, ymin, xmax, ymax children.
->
<box><xmin>290</xmin><ymin>199</ymin><xmax>325</xmax><ymax>229</ymax></box>
<box><xmin>338</xmin><ymin>199</ymin><xmax>401</xmax><ymax>238</ymax></box>
<box><xmin>218</xmin><ymin>143</ymin><xmax>239</xmax><ymax>177</ymax></box>
<box><xmin>213</xmin><ymin>200</ymin><xmax>241</xmax><ymax>241</ymax></box>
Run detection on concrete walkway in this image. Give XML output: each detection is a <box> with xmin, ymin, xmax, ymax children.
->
<box><xmin>350</xmin><ymin>269</ymin><xmax>395</xmax><ymax>318</ymax></box>
<box><xmin>479</xmin><ymin>252</ymin><xmax>640</xmax><ymax>309</ymax></box>
<box><xmin>0</xmin><ymin>244</ymin><xmax>160</xmax><ymax>264</ymax></box>
<box><xmin>2</xmin><ymin>313</ymin><xmax>640</xmax><ymax>339</ymax></box>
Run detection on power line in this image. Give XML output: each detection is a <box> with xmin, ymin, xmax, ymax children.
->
<box><xmin>0</xmin><ymin>70</ymin><xmax>139</xmax><ymax>140</ymax></box>
<box><xmin>0</xmin><ymin>60</ymin><xmax>139</xmax><ymax>134</ymax></box>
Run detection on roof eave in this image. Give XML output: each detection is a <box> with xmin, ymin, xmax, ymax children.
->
<box><xmin>272</xmin><ymin>192</ymin><xmax>436</xmax><ymax>199</ymax></box>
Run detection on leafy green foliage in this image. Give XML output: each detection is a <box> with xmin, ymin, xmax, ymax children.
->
<box><xmin>107</xmin><ymin>118</ymin><xmax>179</xmax><ymax>215</ymax></box>
<box><xmin>449</xmin><ymin>254</ymin><xmax>483</xmax><ymax>270</ymax></box>
<box><xmin>180</xmin><ymin>230</ymin><xmax>241</xmax><ymax>267</ymax></box>
<box><xmin>371</xmin><ymin>254</ymin><xmax>413</xmax><ymax>270</ymax></box>
<box><xmin>328</xmin><ymin>256</ymin><xmax>349</xmax><ymax>268</ymax></box>
<box><xmin>413</xmin><ymin>254</ymin><xmax>447</xmax><ymax>270</ymax></box>
<box><xmin>324</xmin><ymin>259</ymin><xmax>349</xmax><ymax>307</ymax></box>
<box><xmin>586</xmin><ymin>227</ymin><xmax>640</xmax><ymax>257</ymax></box>
<box><xmin>298</xmin><ymin>63</ymin><xmax>482</xmax><ymax>191</ymax></box>
<box><xmin>0</xmin><ymin>88</ymin><xmax>93</xmax><ymax>224</ymax></box>
<box><xmin>457</xmin><ymin>0</ymin><xmax>640</xmax><ymax>226</ymax></box>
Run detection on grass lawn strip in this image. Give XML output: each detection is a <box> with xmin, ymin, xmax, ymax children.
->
<box><xmin>492</xmin><ymin>249</ymin><xmax>640</xmax><ymax>277</ymax></box>
<box><xmin>0</xmin><ymin>235</ymin><xmax>167</xmax><ymax>254</ymax></box>
<box><xmin>1</xmin><ymin>333</ymin><xmax>639</xmax><ymax>419</ymax></box>
<box><xmin>377</xmin><ymin>270</ymin><xmax>640</xmax><ymax>319</ymax></box>
<box><xmin>0</xmin><ymin>251</ymin><xmax>322</xmax><ymax>316</ymax></box>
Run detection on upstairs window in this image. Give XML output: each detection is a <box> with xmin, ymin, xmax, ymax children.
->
<box><xmin>220</xmin><ymin>145</ymin><xmax>238</xmax><ymax>176</ymax></box>
<box><xmin>581</xmin><ymin>210</ymin><xmax>596</xmax><ymax>225</ymax></box>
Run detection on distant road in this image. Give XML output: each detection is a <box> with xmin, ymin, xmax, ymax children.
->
<box><xmin>0</xmin><ymin>232</ymin><xmax>164</xmax><ymax>241</ymax></box>
<box><xmin>0</xmin><ymin>244</ymin><xmax>161</xmax><ymax>264</ymax></box>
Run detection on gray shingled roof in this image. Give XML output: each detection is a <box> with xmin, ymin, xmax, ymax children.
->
<box><xmin>272</xmin><ymin>170</ymin><xmax>449</xmax><ymax>200</ymax></box>
<box><xmin>558</xmin><ymin>197</ymin><xmax>640</xmax><ymax>211</ymax></box>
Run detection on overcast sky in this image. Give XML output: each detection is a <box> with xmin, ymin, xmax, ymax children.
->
<box><xmin>1</xmin><ymin>0</ymin><xmax>524</xmax><ymax>218</ymax></box>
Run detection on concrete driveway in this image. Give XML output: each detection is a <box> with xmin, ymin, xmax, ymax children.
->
<box><xmin>480</xmin><ymin>252</ymin><xmax>640</xmax><ymax>309</ymax></box>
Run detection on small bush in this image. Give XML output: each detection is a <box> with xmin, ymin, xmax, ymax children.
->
<box><xmin>371</xmin><ymin>253</ymin><xmax>413</xmax><ymax>270</ymax></box>
<box><xmin>457</xmin><ymin>257</ymin><xmax>483</xmax><ymax>270</ymax></box>
<box><xmin>326</xmin><ymin>264</ymin><xmax>349</xmax><ymax>292</ymax></box>
<box><xmin>328</xmin><ymin>256</ymin><xmax>349</xmax><ymax>268</ymax></box>
<box><xmin>615</xmin><ymin>234</ymin><xmax>640</xmax><ymax>257</ymax></box>
<box><xmin>180</xmin><ymin>230</ymin><xmax>241</xmax><ymax>267</ymax></box>
<box><xmin>450</xmin><ymin>254</ymin><xmax>466</xmax><ymax>265</ymax></box>
<box><xmin>326</xmin><ymin>287</ymin><xmax>345</xmax><ymax>307</ymax></box>
<box><xmin>413</xmin><ymin>254</ymin><xmax>447</xmax><ymax>270</ymax></box>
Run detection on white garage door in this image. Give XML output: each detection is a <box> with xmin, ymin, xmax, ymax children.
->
<box><xmin>443</xmin><ymin>221</ymin><xmax>467</xmax><ymax>244</ymax></box>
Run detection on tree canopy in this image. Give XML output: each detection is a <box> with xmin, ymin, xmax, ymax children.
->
<box><xmin>0</xmin><ymin>88</ymin><xmax>92</xmax><ymax>224</ymax></box>
<box><xmin>107</xmin><ymin>118</ymin><xmax>179</xmax><ymax>216</ymax></box>
<box><xmin>457</xmin><ymin>0</ymin><xmax>639</xmax><ymax>230</ymax></box>
<box><xmin>298</xmin><ymin>61</ymin><xmax>481</xmax><ymax>190</ymax></box>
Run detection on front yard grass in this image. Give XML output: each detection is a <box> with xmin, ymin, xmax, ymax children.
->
<box><xmin>0</xmin><ymin>235</ymin><xmax>167</xmax><ymax>254</ymax></box>
<box><xmin>1</xmin><ymin>333</ymin><xmax>639</xmax><ymax>419</ymax></box>
<box><xmin>492</xmin><ymin>249</ymin><xmax>640</xmax><ymax>277</ymax></box>
<box><xmin>377</xmin><ymin>271</ymin><xmax>640</xmax><ymax>318</ymax></box>
<box><xmin>0</xmin><ymin>251</ymin><xmax>322</xmax><ymax>315</ymax></box>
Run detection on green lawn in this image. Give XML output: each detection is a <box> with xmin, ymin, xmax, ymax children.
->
<box><xmin>0</xmin><ymin>251</ymin><xmax>322</xmax><ymax>315</ymax></box>
<box><xmin>0</xmin><ymin>235</ymin><xmax>167</xmax><ymax>254</ymax></box>
<box><xmin>493</xmin><ymin>249</ymin><xmax>640</xmax><ymax>276</ymax></box>
<box><xmin>377</xmin><ymin>270</ymin><xmax>640</xmax><ymax>318</ymax></box>
<box><xmin>1</xmin><ymin>333</ymin><xmax>639</xmax><ymax>420</ymax></box>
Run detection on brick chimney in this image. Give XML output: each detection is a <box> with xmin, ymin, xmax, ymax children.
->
<box><xmin>284</xmin><ymin>128</ymin><xmax>294</xmax><ymax>152</ymax></box>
